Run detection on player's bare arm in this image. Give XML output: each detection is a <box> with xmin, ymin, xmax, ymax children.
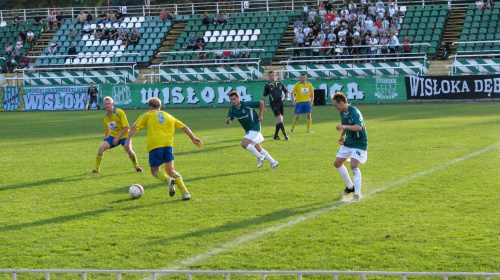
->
<box><xmin>181</xmin><ymin>126</ymin><xmax>202</xmax><ymax>147</ymax></box>
<box><xmin>258</xmin><ymin>101</ymin><xmax>264</xmax><ymax>122</ymax></box>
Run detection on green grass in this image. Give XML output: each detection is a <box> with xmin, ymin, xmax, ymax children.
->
<box><xmin>0</xmin><ymin>103</ymin><xmax>499</xmax><ymax>279</ymax></box>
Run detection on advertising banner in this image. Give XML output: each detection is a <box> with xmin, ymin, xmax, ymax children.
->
<box><xmin>101</xmin><ymin>77</ymin><xmax>407</xmax><ymax>108</ymax></box>
<box><xmin>0</xmin><ymin>85</ymin><xmax>100</xmax><ymax>111</ymax></box>
<box><xmin>406</xmin><ymin>75</ymin><xmax>500</xmax><ymax>99</ymax></box>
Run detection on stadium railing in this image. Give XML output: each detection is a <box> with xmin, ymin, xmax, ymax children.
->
<box><xmin>1</xmin><ymin>269</ymin><xmax>499</xmax><ymax>280</ymax></box>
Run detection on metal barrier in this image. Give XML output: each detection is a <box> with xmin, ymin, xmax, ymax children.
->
<box><xmin>1</xmin><ymin>269</ymin><xmax>499</xmax><ymax>280</ymax></box>
<box><xmin>447</xmin><ymin>40</ymin><xmax>500</xmax><ymax>75</ymax></box>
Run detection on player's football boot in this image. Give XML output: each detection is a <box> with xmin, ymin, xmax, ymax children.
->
<box><xmin>273</xmin><ymin>135</ymin><xmax>281</xmax><ymax>140</ymax></box>
<box><xmin>271</xmin><ymin>161</ymin><xmax>279</xmax><ymax>170</ymax></box>
<box><xmin>90</xmin><ymin>169</ymin><xmax>100</xmax><ymax>174</ymax></box>
<box><xmin>257</xmin><ymin>155</ymin><xmax>265</xmax><ymax>168</ymax></box>
<box><xmin>350</xmin><ymin>194</ymin><xmax>362</xmax><ymax>202</ymax></box>
<box><xmin>338</xmin><ymin>186</ymin><xmax>354</xmax><ymax>200</ymax></box>
<box><xmin>135</xmin><ymin>166</ymin><xmax>143</xmax><ymax>173</ymax></box>
<box><xmin>307</xmin><ymin>130</ymin><xmax>314</xmax><ymax>133</ymax></box>
<box><xmin>284</xmin><ymin>136</ymin><xmax>290</xmax><ymax>141</ymax></box>
<box><xmin>168</xmin><ymin>178</ymin><xmax>176</xmax><ymax>197</ymax></box>
<box><xmin>182</xmin><ymin>193</ymin><xmax>191</xmax><ymax>200</ymax></box>
<box><xmin>290</xmin><ymin>129</ymin><xmax>294</xmax><ymax>133</ymax></box>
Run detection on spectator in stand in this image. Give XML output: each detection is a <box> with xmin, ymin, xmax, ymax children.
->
<box><xmin>325</xmin><ymin>0</ymin><xmax>334</xmax><ymax>13</ymax></box>
<box><xmin>325</xmin><ymin>9</ymin><xmax>335</xmax><ymax>23</ymax></box>
<box><xmin>167</xmin><ymin>9</ymin><xmax>177</xmax><ymax>21</ymax></box>
<box><xmin>115</xmin><ymin>9</ymin><xmax>123</xmax><ymax>23</ymax></box>
<box><xmin>94</xmin><ymin>31</ymin><xmax>102</xmax><ymax>41</ymax></box>
<box><xmin>293</xmin><ymin>19</ymin><xmax>303</xmax><ymax>28</ymax></box>
<box><xmin>211</xmin><ymin>13</ymin><xmax>218</xmax><ymax>25</ymax></box>
<box><xmin>34</xmin><ymin>13</ymin><xmax>43</xmax><ymax>26</ymax></box>
<box><xmin>97</xmin><ymin>11</ymin><xmax>108</xmax><ymax>25</ymax></box>
<box><xmin>5</xmin><ymin>42</ymin><xmax>13</xmax><ymax>55</ymax></box>
<box><xmin>67</xmin><ymin>43</ymin><xmax>77</xmax><ymax>58</ymax></box>
<box><xmin>375</xmin><ymin>0</ymin><xmax>384</xmax><ymax>10</ymax></box>
<box><xmin>55</xmin><ymin>12</ymin><xmax>64</xmax><ymax>29</ymax></box>
<box><xmin>12</xmin><ymin>13</ymin><xmax>21</xmax><ymax>28</ymax></box>
<box><xmin>322</xmin><ymin>37</ymin><xmax>333</xmax><ymax>56</ymax></box>
<box><xmin>303</xmin><ymin>32</ymin><xmax>314</xmax><ymax>57</ymax></box>
<box><xmin>22</xmin><ymin>53</ymin><xmax>29</xmax><ymax>69</ymax></box>
<box><xmin>402</xmin><ymin>35</ymin><xmax>411</xmax><ymax>54</ymax></box>
<box><xmin>485</xmin><ymin>0</ymin><xmax>493</xmax><ymax>9</ymax></box>
<box><xmin>301</xmin><ymin>2</ymin><xmax>309</xmax><ymax>22</ymax></box>
<box><xmin>7</xmin><ymin>55</ymin><xmax>17</xmax><ymax>73</ymax></box>
<box><xmin>222</xmin><ymin>46</ymin><xmax>232</xmax><ymax>62</ymax></box>
<box><xmin>318</xmin><ymin>5</ymin><xmax>327</xmax><ymax>21</ymax></box>
<box><xmin>291</xmin><ymin>37</ymin><xmax>301</xmax><ymax>58</ymax></box>
<box><xmin>202</xmin><ymin>12</ymin><xmax>211</xmax><ymax>25</ymax></box>
<box><xmin>128</xmin><ymin>31</ymin><xmax>139</xmax><ymax>46</ymax></box>
<box><xmin>159</xmin><ymin>8</ymin><xmax>167</xmax><ymax>22</ymax></box>
<box><xmin>379</xmin><ymin>33</ymin><xmax>389</xmax><ymax>58</ymax></box>
<box><xmin>186</xmin><ymin>35</ymin><xmax>197</xmax><ymax>50</ymax></box>
<box><xmin>110</xmin><ymin>27</ymin><xmax>118</xmax><ymax>40</ymax></box>
<box><xmin>131</xmin><ymin>26</ymin><xmax>140</xmax><ymax>38</ymax></box>
<box><xmin>389</xmin><ymin>33</ymin><xmax>399</xmax><ymax>56</ymax></box>
<box><xmin>295</xmin><ymin>29</ymin><xmax>305</xmax><ymax>53</ymax></box>
<box><xmin>15</xmin><ymin>36</ymin><xmax>23</xmax><ymax>51</ymax></box>
<box><xmin>82</xmin><ymin>20</ymin><xmax>92</xmax><ymax>35</ymax></box>
<box><xmin>11</xmin><ymin>48</ymin><xmax>21</xmax><ymax>61</ymax></box>
<box><xmin>311</xmin><ymin>37</ymin><xmax>321</xmax><ymax>59</ymax></box>
<box><xmin>214</xmin><ymin>47</ymin><xmax>223</xmax><ymax>63</ymax></box>
<box><xmin>108</xmin><ymin>10</ymin><xmax>117</xmax><ymax>24</ymax></box>
<box><xmin>48</xmin><ymin>39</ymin><xmax>59</xmax><ymax>54</ymax></box>
<box><xmin>76</xmin><ymin>11</ymin><xmax>86</xmax><ymax>25</ymax></box>
<box><xmin>231</xmin><ymin>46</ymin><xmax>240</xmax><ymax>62</ymax></box>
<box><xmin>388</xmin><ymin>4</ymin><xmax>396</xmax><ymax>17</ymax></box>
<box><xmin>197</xmin><ymin>46</ymin><xmax>207</xmax><ymax>60</ymax></box>
<box><xmin>46</xmin><ymin>11</ymin><xmax>56</xmax><ymax>31</ymax></box>
<box><xmin>119</xmin><ymin>31</ymin><xmax>129</xmax><ymax>46</ymax></box>
<box><xmin>101</xmin><ymin>27</ymin><xmax>111</xmax><ymax>41</ymax></box>
<box><xmin>86</xmin><ymin>11</ymin><xmax>94</xmax><ymax>25</ymax></box>
<box><xmin>217</xmin><ymin>12</ymin><xmax>228</xmax><ymax>25</ymax></box>
<box><xmin>240</xmin><ymin>44</ymin><xmax>251</xmax><ymax>61</ymax></box>
<box><xmin>476</xmin><ymin>0</ymin><xmax>485</xmax><ymax>9</ymax></box>
<box><xmin>368</xmin><ymin>33</ymin><xmax>378</xmax><ymax>62</ymax></box>
<box><xmin>69</xmin><ymin>28</ymin><xmax>77</xmax><ymax>40</ymax></box>
<box><xmin>309</xmin><ymin>7</ymin><xmax>317</xmax><ymax>22</ymax></box>
<box><xmin>26</xmin><ymin>29</ymin><xmax>34</xmax><ymax>43</ymax></box>
<box><xmin>196</xmin><ymin>34</ymin><xmax>206</xmax><ymax>49</ymax></box>
<box><xmin>18</xmin><ymin>28</ymin><xmax>27</xmax><ymax>43</ymax></box>
<box><xmin>440</xmin><ymin>41</ymin><xmax>450</xmax><ymax>60</ymax></box>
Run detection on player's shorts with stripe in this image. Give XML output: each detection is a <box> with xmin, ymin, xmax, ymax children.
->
<box><xmin>294</xmin><ymin>101</ymin><xmax>312</xmax><ymax>114</ymax></box>
<box><xmin>149</xmin><ymin>146</ymin><xmax>174</xmax><ymax>167</ymax></box>
<box><xmin>244</xmin><ymin>130</ymin><xmax>265</xmax><ymax>145</ymax></box>
<box><xmin>270</xmin><ymin>101</ymin><xmax>284</xmax><ymax>117</ymax></box>
<box><xmin>104</xmin><ymin>136</ymin><xmax>127</xmax><ymax>148</ymax></box>
<box><xmin>336</xmin><ymin>145</ymin><xmax>368</xmax><ymax>164</ymax></box>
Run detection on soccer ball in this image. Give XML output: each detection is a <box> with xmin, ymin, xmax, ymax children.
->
<box><xmin>129</xmin><ymin>184</ymin><xmax>144</xmax><ymax>199</ymax></box>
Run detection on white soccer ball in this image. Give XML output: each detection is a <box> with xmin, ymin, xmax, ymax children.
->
<box><xmin>129</xmin><ymin>184</ymin><xmax>144</xmax><ymax>199</ymax></box>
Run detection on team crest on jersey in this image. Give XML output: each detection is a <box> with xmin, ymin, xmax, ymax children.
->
<box><xmin>242</xmin><ymin>109</ymin><xmax>246</xmax><ymax>114</ymax></box>
<box><xmin>111</xmin><ymin>85</ymin><xmax>132</xmax><ymax>105</ymax></box>
<box><xmin>0</xmin><ymin>86</ymin><xmax>24</xmax><ymax>111</ymax></box>
<box><xmin>375</xmin><ymin>78</ymin><xmax>398</xmax><ymax>99</ymax></box>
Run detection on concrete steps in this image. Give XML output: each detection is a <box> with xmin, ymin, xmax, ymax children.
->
<box><xmin>427</xmin><ymin>59</ymin><xmax>452</xmax><ymax>76</ymax></box>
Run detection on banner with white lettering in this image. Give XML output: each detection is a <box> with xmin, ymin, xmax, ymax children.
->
<box><xmin>406</xmin><ymin>75</ymin><xmax>500</xmax><ymax>99</ymax></box>
<box><xmin>101</xmin><ymin>77</ymin><xmax>406</xmax><ymax>108</ymax></box>
<box><xmin>0</xmin><ymin>85</ymin><xmax>100</xmax><ymax>111</ymax></box>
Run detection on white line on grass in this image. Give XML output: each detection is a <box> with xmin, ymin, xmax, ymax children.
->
<box><xmin>148</xmin><ymin>142</ymin><xmax>500</xmax><ymax>276</ymax></box>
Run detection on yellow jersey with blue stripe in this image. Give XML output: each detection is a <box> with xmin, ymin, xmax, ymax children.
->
<box><xmin>134</xmin><ymin>110</ymin><xmax>185</xmax><ymax>151</ymax></box>
<box><xmin>103</xmin><ymin>108</ymin><xmax>130</xmax><ymax>139</ymax></box>
<box><xmin>291</xmin><ymin>82</ymin><xmax>314</xmax><ymax>103</ymax></box>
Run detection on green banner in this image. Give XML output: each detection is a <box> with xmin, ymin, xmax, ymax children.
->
<box><xmin>101</xmin><ymin>77</ymin><xmax>406</xmax><ymax>108</ymax></box>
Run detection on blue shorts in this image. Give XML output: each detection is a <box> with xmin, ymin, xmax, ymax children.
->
<box><xmin>149</xmin><ymin>146</ymin><xmax>174</xmax><ymax>167</ymax></box>
<box><xmin>294</xmin><ymin>102</ymin><xmax>312</xmax><ymax>114</ymax></box>
<box><xmin>104</xmin><ymin>136</ymin><xmax>126</xmax><ymax>148</ymax></box>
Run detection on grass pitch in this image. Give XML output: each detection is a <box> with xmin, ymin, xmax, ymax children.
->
<box><xmin>0</xmin><ymin>102</ymin><xmax>499</xmax><ymax>279</ymax></box>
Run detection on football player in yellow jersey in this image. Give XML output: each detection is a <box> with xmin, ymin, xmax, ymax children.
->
<box><xmin>91</xmin><ymin>96</ymin><xmax>143</xmax><ymax>174</ymax></box>
<box><xmin>124</xmin><ymin>97</ymin><xmax>202</xmax><ymax>200</ymax></box>
<box><xmin>290</xmin><ymin>73</ymin><xmax>315</xmax><ymax>133</ymax></box>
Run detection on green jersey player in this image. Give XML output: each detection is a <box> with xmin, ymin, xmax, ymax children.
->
<box><xmin>331</xmin><ymin>91</ymin><xmax>368</xmax><ymax>202</ymax></box>
<box><xmin>226</xmin><ymin>90</ymin><xmax>279</xmax><ymax>170</ymax></box>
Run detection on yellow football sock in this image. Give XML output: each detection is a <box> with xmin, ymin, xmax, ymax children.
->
<box><xmin>307</xmin><ymin>119</ymin><xmax>312</xmax><ymax>130</ymax></box>
<box><xmin>173</xmin><ymin>173</ymin><xmax>189</xmax><ymax>195</ymax></box>
<box><xmin>96</xmin><ymin>153</ymin><xmax>103</xmax><ymax>171</ymax></box>
<box><xmin>291</xmin><ymin>118</ymin><xmax>298</xmax><ymax>130</ymax></box>
<box><xmin>129</xmin><ymin>154</ymin><xmax>139</xmax><ymax>167</ymax></box>
<box><xmin>155</xmin><ymin>170</ymin><xmax>170</xmax><ymax>183</ymax></box>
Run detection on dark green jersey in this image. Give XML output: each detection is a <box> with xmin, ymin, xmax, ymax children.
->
<box><xmin>340</xmin><ymin>105</ymin><xmax>368</xmax><ymax>150</ymax></box>
<box><xmin>88</xmin><ymin>86</ymin><xmax>98</xmax><ymax>98</ymax></box>
<box><xmin>263</xmin><ymin>81</ymin><xmax>289</xmax><ymax>103</ymax></box>
<box><xmin>227</xmin><ymin>100</ymin><xmax>261</xmax><ymax>133</ymax></box>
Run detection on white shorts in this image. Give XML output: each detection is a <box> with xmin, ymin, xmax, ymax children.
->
<box><xmin>244</xmin><ymin>130</ymin><xmax>265</xmax><ymax>145</ymax></box>
<box><xmin>336</xmin><ymin>145</ymin><xmax>368</xmax><ymax>164</ymax></box>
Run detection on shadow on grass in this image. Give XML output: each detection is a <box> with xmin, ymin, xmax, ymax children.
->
<box><xmin>146</xmin><ymin>200</ymin><xmax>335</xmax><ymax>245</ymax></box>
<box><xmin>0</xmin><ymin>172</ymin><xmax>120</xmax><ymax>192</ymax></box>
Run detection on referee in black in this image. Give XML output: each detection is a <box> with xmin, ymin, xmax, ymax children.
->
<box><xmin>262</xmin><ymin>71</ymin><xmax>290</xmax><ymax>141</ymax></box>
<box><xmin>87</xmin><ymin>81</ymin><xmax>100</xmax><ymax>110</ymax></box>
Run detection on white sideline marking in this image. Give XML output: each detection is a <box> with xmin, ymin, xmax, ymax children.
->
<box><xmin>146</xmin><ymin>142</ymin><xmax>500</xmax><ymax>276</ymax></box>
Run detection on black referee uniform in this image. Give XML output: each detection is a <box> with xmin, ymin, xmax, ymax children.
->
<box><xmin>87</xmin><ymin>82</ymin><xmax>101</xmax><ymax>110</ymax></box>
<box><xmin>263</xmin><ymin>80</ymin><xmax>290</xmax><ymax>140</ymax></box>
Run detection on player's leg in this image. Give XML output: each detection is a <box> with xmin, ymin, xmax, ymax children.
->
<box><xmin>121</xmin><ymin>139</ymin><xmax>142</xmax><ymax>172</ymax></box>
<box><xmin>149</xmin><ymin>148</ymin><xmax>178</xmax><ymax>198</ymax></box>
<box><xmin>291</xmin><ymin>114</ymin><xmax>300</xmax><ymax>133</ymax></box>
<box><xmin>306</xmin><ymin>112</ymin><xmax>313</xmax><ymax>133</ymax></box>
<box><xmin>241</xmin><ymin>135</ymin><xmax>266</xmax><ymax>168</ymax></box>
<box><xmin>277</xmin><ymin>107</ymin><xmax>289</xmax><ymax>140</ymax></box>
<box><xmin>334</xmin><ymin>146</ymin><xmax>354</xmax><ymax>200</ymax></box>
<box><xmin>255</xmin><ymin>143</ymin><xmax>278</xmax><ymax>169</ymax></box>
<box><xmin>165</xmin><ymin>161</ymin><xmax>190</xmax><ymax>200</ymax></box>
<box><xmin>350</xmin><ymin>158</ymin><xmax>362</xmax><ymax>201</ymax></box>
<box><xmin>92</xmin><ymin>140</ymin><xmax>111</xmax><ymax>173</ymax></box>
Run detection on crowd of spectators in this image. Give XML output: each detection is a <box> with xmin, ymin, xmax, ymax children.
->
<box><xmin>292</xmin><ymin>0</ymin><xmax>408</xmax><ymax>62</ymax></box>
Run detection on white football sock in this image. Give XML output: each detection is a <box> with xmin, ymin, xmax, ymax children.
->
<box><xmin>337</xmin><ymin>165</ymin><xmax>354</xmax><ymax>189</ymax></box>
<box><xmin>352</xmin><ymin>168</ymin><xmax>362</xmax><ymax>196</ymax></box>
<box><xmin>260</xmin><ymin>148</ymin><xmax>276</xmax><ymax>164</ymax></box>
<box><xmin>246</xmin><ymin>144</ymin><xmax>263</xmax><ymax>158</ymax></box>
